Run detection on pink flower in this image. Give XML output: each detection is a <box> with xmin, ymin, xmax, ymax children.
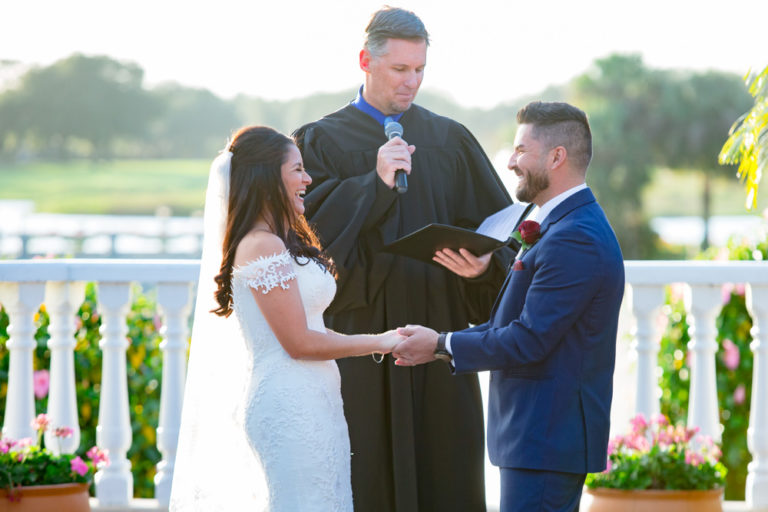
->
<box><xmin>721</xmin><ymin>283</ymin><xmax>734</xmax><ymax>304</ymax></box>
<box><xmin>14</xmin><ymin>438</ymin><xmax>33</xmax><ymax>448</ymax></box>
<box><xmin>722</xmin><ymin>339</ymin><xmax>740</xmax><ymax>371</ymax></box>
<box><xmin>630</xmin><ymin>414</ymin><xmax>648</xmax><ymax>434</ymax></box>
<box><xmin>33</xmin><ymin>370</ymin><xmax>50</xmax><ymax>399</ymax></box>
<box><xmin>669</xmin><ymin>283</ymin><xmax>686</xmax><ymax>303</ymax></box>
<box><xmin>53</xmin><ymin>426</ymin><xmax>74</xmax><ymax>438</ymax></box>
<box><xmin>734</xmin><ymin>384</ymin><xmax>746</xmax><ymax>405</ymax></box>
<box><xmin>656</xmin><ymin>426</ymin><xmax>674</xmax><ymax>447</ymax></box>
<box><xmin>607</xmin><ymin>437</ymin><xmax>619</xmax><ymax>455</ymax></box>
<box><xmin>625</xmin><ymin>432</ymin><xmax>650</xmax><ymax>452</ymax></box>
<box><xmin>153</xmin><ymin>315</ymin><xmax>163</xmax><ymax>331</ymax></box>
<box><xmin>651</xmin><ymin>413</ymin><xmax>669</xmax><ymax>427</ymax></box>
<box><xmin>86</xmin><ymin>446</ymin><xmax>110</xmax><ymax>467</ymax></box>
<box><xmin>70</xmin><ymin>456</ymin><xmax>89</xmax><ymax>476</ymax></box>
<box><xmin>685</xmin><ymin>451</ymin><xmax>706</xmax><ymax>466</ymax></box>
<box><xmin>31</xmin><ymin>414</ymin><xmax>50</xmax><ymax>432</ymax></box>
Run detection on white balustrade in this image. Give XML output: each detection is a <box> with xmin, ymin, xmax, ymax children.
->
<box><xmin>94</xmin><ymin>282</ymin><xmax>134</xmax><ymax>505</ymax></box>
<box><xmin>686</xmin><ymin>284</ymin><xmax>723</xmax><ymax>443</ymax></box>
<box><xmin>746</xmin><ymin>283</ymin><xmax>768</xmax><ymax>508</ymax></box>
<box><xmin>154</xmin><ymin>282</ymin><xmax>193</xmax><ymax>506</ymax></box>
<box><xmin>629</xmin><ymin>283</ymin><xmax>662</xmax><ymax>420</ymax></box>
<box><xmin>44</xmin><ymin>281</ymin><xmax>86</xmax><ymax>454</ymax></box>
<box><xmin>0</xmin><ymin>282</ymin><xmax>45</xmax><ymax>441</ymax></box>
<box><xmin>0</xmin><ymin>259</ymin><xmax>767</xmax><ymax>511</ymax></box>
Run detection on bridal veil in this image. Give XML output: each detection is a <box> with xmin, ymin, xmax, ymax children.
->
<box><xmin>169</xmin><ymin>149</ymin><xmax>267</xmax><ymax>510</ymax></box>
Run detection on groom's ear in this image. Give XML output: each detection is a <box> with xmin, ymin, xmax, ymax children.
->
<box><xmin>549</xmin><ymin>146</ymin><xmax>567</xmax><ymax>170</ymax></box>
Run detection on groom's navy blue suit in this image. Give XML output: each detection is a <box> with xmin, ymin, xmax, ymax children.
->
<box><xmin>451</xmin><ymin>188</ymin><xmax>624</xmax><ymax>510</ymax></box>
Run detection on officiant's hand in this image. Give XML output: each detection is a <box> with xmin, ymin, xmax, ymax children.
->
<box><xmin>433</xmin><ymin>248</ymin><xmax>492</xmax><ymax>278</ymax></box>
<box><xmin>377</xmin><ymin>137</ymin><xmax>415</xmax><ymax>189</ymax></box>
<box><xmin>392</xmin><ymin>325</ymin><xmax>439</xmax><ymax>366</ymax></box>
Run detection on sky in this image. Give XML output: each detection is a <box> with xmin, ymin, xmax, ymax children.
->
<box><xmin>2</xmin><ymin>0</ymin><xmax>767</xmax><ymax>108</ymax></box>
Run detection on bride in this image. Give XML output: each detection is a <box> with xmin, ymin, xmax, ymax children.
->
<box><xmin>169</xmin><ymin>126</ymin><xmax>401</xmax><ymax>511</ymax></box>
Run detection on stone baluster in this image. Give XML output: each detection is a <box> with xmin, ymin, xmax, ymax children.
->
<box><xmin>686</xmin><ymin>284</ymin><xmax>721</xmax><ymax>443</ymax></box>
<box><xmin>94</xmin><ymin>282</ymin><xmax>133</xmax><ymax>505</ymax></box>
<box><xmin>0</xmin><ymin>282</ymin><xmax>45</xmax><ymax>440</ymax></box>
<box><xmin>44</xmin><ymin>281</ymin><xmax>86</xmax><ymax>454</ymax></box>
<box><xmin>630</xmin><ymin>284</ymin><xmax>663</xmax><ymax>420</ymax></box>
<box><xmin>154</xmin><ymin>282</ymin><xmax>192</xmax><ymax>506</ymax></box>
<box><xmin>746</xmin><ymin>283</ymin><xmax>768</xmax><ymax>508</ymax></box>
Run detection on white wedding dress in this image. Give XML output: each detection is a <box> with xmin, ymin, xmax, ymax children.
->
<box><xmin>170</xmin><ymin>149</ymin><xmax>352</xmax><ymax>511</ymax></box>
<box><xmin>231</xmin><ymin>251</ymin><xmax>353</xmax><ymax>511</ymax></box>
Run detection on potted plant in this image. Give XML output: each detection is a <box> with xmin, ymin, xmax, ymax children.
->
<box><xmin>585</xmin><ymin>413</ymin><xmax>727</xmax><ymax>512</ymax></box>
<box><xmin>0</xmin><ymin>414</ymin><xmax>109</xmax><ymax>512</ymax></box>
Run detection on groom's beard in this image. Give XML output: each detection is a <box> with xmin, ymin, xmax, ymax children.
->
<box><xmin>515</xmin><ymin>167</ymin><xmax>549</xmax><ymax>203</ymax></box>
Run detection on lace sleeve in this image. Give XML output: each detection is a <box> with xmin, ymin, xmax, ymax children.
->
<box><xmin>234</xmin><ymin>251</ymin><xmax>297</xmax><ymax>294</ymax></box>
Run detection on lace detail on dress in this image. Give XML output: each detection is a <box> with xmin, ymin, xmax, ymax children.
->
<box><xmin>234</xmin><ymin>251</ymin><xmax>297</xmax><ymax>294</ymax></box>
<box><xmin>219</xmin><ymin>250</ymin><xmax>350</xmax><ymax>511</ymax></box>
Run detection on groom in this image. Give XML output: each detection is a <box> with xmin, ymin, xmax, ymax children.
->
<box><xmin>393</xmin><ymin>101</ymin><xmax>624</xmax><ymax>511</ymax></box>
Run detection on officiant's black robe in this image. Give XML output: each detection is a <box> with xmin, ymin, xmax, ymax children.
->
<box><xmin>294</xmin><ymin>103</ymin><xmax>514</xmax><ymax>512</ymax></box>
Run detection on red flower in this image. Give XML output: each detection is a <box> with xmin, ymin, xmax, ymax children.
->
<box><xmin>512</xmin><ymin>220</ymin><xmax>542</xmax><ymax>251</ymax></box>
<box><xmin>518</xmin><ymin>220</ymin><xmax>542</xmax><ymax>246</ymax></box>
<box><xmin>512</xmin><ymin>260</ymin><xmax>525</xmax><ymax>271</ymax></box>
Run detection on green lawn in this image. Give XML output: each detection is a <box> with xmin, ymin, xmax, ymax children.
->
<box><xmin>0</xmin><ymin>159</ymin><xmax>765</xmax><ymax>217</ymax></box>
<box><xmin>0</xmin><ymin>159</ymin><xmax>210</xmax><ymax>215</ymax></box>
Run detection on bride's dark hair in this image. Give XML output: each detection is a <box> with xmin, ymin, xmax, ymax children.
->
<box><xmin>212</xmin><ymin>125</ymin><xmax>333</xmax><ymax>317</ymax></box>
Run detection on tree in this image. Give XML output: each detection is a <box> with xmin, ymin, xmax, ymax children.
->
<box><xmin>656</xmin><ymin>71</ymin><xmax>752</xmax><ymax>249</ymax></box>
<box><xmin>2</xmin><ymin>54</ymin><xmax>158</xmax><ymax>159</ymax></box>
<box><xmin>149</xmin><ymin>84</ymin><xmax>241</xmax><ymax>157</ymax></box>
<box><xmin>568</xmin><ymin>54</ymin><xmax>662</xmax><ymax>258</ymax></box>
<box><xmin>719</xmin><ymin>65</ymin><xmax>768</xmax><ymax>210</ymax></box>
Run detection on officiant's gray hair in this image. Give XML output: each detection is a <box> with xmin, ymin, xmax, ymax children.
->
<box><xmin>364</xmin><ymin>6</ymin><xmax>430</xmax><ymax>58</ymax></box>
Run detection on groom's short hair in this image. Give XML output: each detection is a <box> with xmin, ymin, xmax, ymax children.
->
<box><xmin>517</xmin><ymin>101</ymin><xmax>592</xmax><ymax>171</ymax></box>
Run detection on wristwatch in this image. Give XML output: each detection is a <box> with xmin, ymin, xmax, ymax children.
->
<box><xmin>434</xmin><ymin>332</ymin><xmax>452</xmax><ymax>363</ymax></box>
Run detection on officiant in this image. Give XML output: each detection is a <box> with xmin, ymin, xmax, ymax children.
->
<box><xmin>293</xmin><ymin>7</ymin><xmax>515</xmax><ymax>511</ymax></box>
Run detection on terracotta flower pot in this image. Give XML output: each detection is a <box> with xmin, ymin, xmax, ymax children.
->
<box><xmin>0</xmin><ymin>483</ymin><xmax>90</xmax><ymax>512</ymax></box>
<box><xmin>585</xmin><ymin>487</ymin><xmax>723</xmax><ymax>512</ymax></box>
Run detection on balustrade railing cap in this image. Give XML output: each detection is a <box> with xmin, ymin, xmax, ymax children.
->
<box><xmin>0</xmin><ymin>259</ymin><xmax>200</xmax><ymax>283</ymax></box>
<box><xmin>1</xmin><ymin>259</ymin><xmax>766</xmax><ymax>285</ymax></box>
<box><xmin>625</xmin><ymin>260</ymin><xmax>768</xmax><ymax>284</ymax></box>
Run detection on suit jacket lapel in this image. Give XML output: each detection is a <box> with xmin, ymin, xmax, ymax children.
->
<box><xmin>488</xmin><ymin>188</ymin><xmax>597</xmax><ymax>321</ymax></box>
<box><xmin>539</xmin><ymin>188</ymin><xmax>596</xmax><ymax>235</ymax></box>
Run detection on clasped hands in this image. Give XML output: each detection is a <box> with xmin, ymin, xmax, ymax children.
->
<box><xmin>389</xmin><ymin>325</ymin><xmax>440</xmax><ymax>367</ymax></box>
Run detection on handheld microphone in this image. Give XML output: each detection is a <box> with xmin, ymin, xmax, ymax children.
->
<box><xmin>384</xmin><ymin>120</ymin><xmax>408</xmax><ymax>194</ymax></box>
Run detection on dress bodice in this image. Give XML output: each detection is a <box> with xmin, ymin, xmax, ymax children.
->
<box><xmin>231</xmin><ymin>251</ymin><xmax>337</xmax><ymax>365</ymax></box>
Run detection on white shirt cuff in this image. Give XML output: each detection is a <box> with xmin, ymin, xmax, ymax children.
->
<box><xmin>445</xmin><ymin>332</ymin><xmax>453</xmax><ymax>355</ymax></box>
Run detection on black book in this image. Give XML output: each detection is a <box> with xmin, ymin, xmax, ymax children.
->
<box><xmin>382</xmin><ymin>202</ymin><xmax>535</xmax><ymax>264</ymax></box>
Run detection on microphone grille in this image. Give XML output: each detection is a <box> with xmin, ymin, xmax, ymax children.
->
<box><xmin>384</xmin><ymin>120</ymin><xmax>403</xmax><ymax>139</ymax></box>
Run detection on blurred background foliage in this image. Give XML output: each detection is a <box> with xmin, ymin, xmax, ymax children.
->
<box><xmin>1</xmin><ymin>53</ymin><xmax>766</xmax><ymax>258</ymax></box>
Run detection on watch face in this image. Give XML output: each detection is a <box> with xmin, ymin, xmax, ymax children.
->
<box><xmin>434</xmin><ymin>351</ymin><xmax>452</xmax><ymax>363</ymax></box>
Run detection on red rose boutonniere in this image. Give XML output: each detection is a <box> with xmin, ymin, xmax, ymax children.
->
<box><xmin>512</xmin><ymin>220</ymin><xmax>542</xmax><ymax>251</ymax></box>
